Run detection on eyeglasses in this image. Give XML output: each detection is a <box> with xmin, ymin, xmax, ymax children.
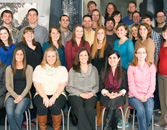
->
<box><xmin>157</xmin><ymin>16</ymin><xmax>165</xmax><ymax>18</ymax></box>
<box><xmin>136</xmin><ymin>52</ymin><xmax>147</xmax><ymax>54</ymax></box>
<box><xmin>92</xmin><ymin>15</ymin><xmax>99</xmax><ymax>17</ymax></box>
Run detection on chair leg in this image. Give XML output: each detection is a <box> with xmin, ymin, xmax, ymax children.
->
<box><xmin>101</xmin><ymin>108</ymin><xmax>106</xmax><ymax>130</ymax></box>
<box><xmin>61</xmin><ymin>109</ymin><xmax>64</xmax><ymax>130</ymax></box>
<box><xmin>67</xmin><ymin>106</ymin><xmax>71</xmax><ymax>130</ymax></box>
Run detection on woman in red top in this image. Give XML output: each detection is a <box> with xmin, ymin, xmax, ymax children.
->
<box><xmin>154</xmin><ymin>24</ymin><xmax>167</xmax><ymax>129</ymax></box>
<box><xmin>65</xmin><ymin>24</ymin><xmax>90</xmax><ymax>71</ymax></box>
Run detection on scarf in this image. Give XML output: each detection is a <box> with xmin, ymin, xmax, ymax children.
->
<box><xmin>45</xmin><ymin>64</ymin><xmax>57</xmax><ymax>75</ymax></box>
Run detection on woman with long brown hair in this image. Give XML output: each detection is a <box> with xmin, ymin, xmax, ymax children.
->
<box><xmin>105</xmin><ymin>2</ymin><xmax>117</xmax><ymax>19</ymax></box>
<box><xmin>43</xmin><ymin>25</ymin><xmax>66</xmax><ymax>66</ymax></box>
<box><xmin>65</xmin><ymin>24</ymin><xmax>90</xmax><ymax>71</ymax></box>
<box><xmin>5</xmin><ymin>46</ymin><xmax>33</xmax><ymax>130</ymax></box>
<box><xmin>128</xmin><ymin>45</ymin><xmax>156</xmax><ymax>130</ymax></box>
<box><xmin>0</xmin><ymin>26</ymin><xmax>15</xmax><ymax>66</ymax></box>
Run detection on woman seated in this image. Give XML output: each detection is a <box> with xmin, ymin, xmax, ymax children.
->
<box><xmin>5</xmin><ymin>46</ymin><xmax>33</xmax><ymax>130</ymax></box>
<box><xmin>100</xmin><ymin>50</ymin><xmax>128</xmax><ymax>130</ymax></box>
<box><xmin>66</xmin><ymin>48</ymin><xmax>99</xmax><ymax>130</ymax></box>
<box><xmin>33</xmin><ymin>46</ymin><xmax>68</xmax><ymax>130</ymax></box>
<box><xmin>0</xmin><ymin>61</ymin><xmax>7</xmax><ymax>110</ymax></box>
<box><xmin>128</xmin><ymin>45</ymin><xmax>156</xmax><ymax>130</ymax></box>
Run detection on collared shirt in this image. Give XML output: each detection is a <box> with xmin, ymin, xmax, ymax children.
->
<box><xmin>84</xmin><ymin>28</ymin><xmax>95</xmax><ymax>46</ymax></box>
<box><xmin>0</xmin><ymin>24</ymin><xmax>19</xmax><ymax>44</ymax></box>
<box><xmin>60</xmin><ymin>27</ymin><xmax>72</xmax><ymax>47</ymax></box>
<box><xmin>128</xmin><ymin>63</ymin><xmax>156</xmax><ymax>100</ymax></box>
<box><xmin>17</xmin><ymin>24</ymin><xmax>48</xmax><ymax>46</ymax></box>
<box><xmin>152</xmin><ymin>30</ymin><xmax>161</xmax><ymax>57</ymax></box>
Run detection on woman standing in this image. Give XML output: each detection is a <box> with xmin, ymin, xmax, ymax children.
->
<box><xmin>0</xmin><ymin>26</ymin><xmax>15</xmax><ymax>66</ymax></box>
<box><xmin>0</xmin><ymin>61</ymin><xmax>7</xmax><ymax>109</ymax></box>
<box><xmin>135</xmin><ymin>23</ymin><xmax>155</xmax><ymax>63</ymax></box>
<box><xmin>91</xmin><ymin>9</ymin><xmax>103</xmax><ymax>31</ymax></box>
<box><xmin>43</xmin><ymin>25</ymin><xmax>66</xmax><ymax>66</ymax></box>
<box><xmin>65</xmin><ymin>24</ymin><xmax>90</xmax><ymax>71</ymax></box>
<box><xmin>130</xmin><ymin>24</ymin><xmax>139</xmax><ymax>46</ymax></box>
<box><xmin>100</xmin><ymin>50</ymin><xmax>128</xmax><ymax>130</ymax></box>
<box><xmin>114</xmin><ymin>23</ymin><xmax>134</xmax><ymax>70</ymax></box>
<box><xmin>154</xmin><ymin>24</ymin><xmax>167</xmax><ymax>129</ymax></box>
<box><xmin>33</xmin><ymin>46</ymin><xmax>68</xmax><ymax>130</ymax></box>
<box><xmin>5</xmin><ymin>46</ymin><xmax>33</xmax><ymax>130</ymax></box>
<box><xmin>66</xmin><ymin>48</ymin><xmax>99</xmax><ymax>130</ymax></box>
<box><xmin>111</xmin><ymin>11</ymin><xmax>122</xmax><ymax>33</ymax></box>
<box><xmin>104</xmin><ymin>2</ymin><xmax>117</xmax><ymax>19</ymax></box>
<box><xmin>128</xmin><ymin>45</ymin><xmax>156</xmax><ymax>130</ymax></box>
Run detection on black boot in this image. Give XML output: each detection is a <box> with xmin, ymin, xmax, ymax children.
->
<box><xmin>103</xmin><ymin>107</ymin><xmax>115</xmax><ymax>130</ymax></box>
<box><xmin>111</xmin><ymin>109</ymin><xmax>118</xmax><ymax>130</ymax></box>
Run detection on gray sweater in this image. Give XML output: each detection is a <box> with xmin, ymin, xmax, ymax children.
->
<box><xmin>0</xmin><ymin>63</ymin><xmax>7</xmax><ymax>97</ymax></box>
<box><xmin>66</xmin><ymin>64</ymin><xmax>99</xmax><ymax>96</ymax></box>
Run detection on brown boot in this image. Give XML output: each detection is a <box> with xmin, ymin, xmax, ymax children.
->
<box><xmin>51</xmin><ymin>114</ymin><xmax>62</xmax><ymax>130</ymax></box>
<box><xmin>37</xmin><ymin>115</ymin><xmax>47</xmax><ymax>130</ymax></box>
<box><xmin>96</xmin><ymin>101</ymin><xmax>103</xmax><ymax>126</ymax></box>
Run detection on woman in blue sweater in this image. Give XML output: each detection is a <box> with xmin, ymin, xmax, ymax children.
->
<box><xmin>0</xmin><ymin>26</ymin><xmax>15</xmax><ymax>66</ymax></box>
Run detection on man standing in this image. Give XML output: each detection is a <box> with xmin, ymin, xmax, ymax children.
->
<box><xmin>82</xmin><ymin>15</ymin><xmax>95</xmax><ymax>46</ymax></box>
<box><xmin>122</xmin><ymin>1</ymin><xmax>137</xmax><ymax>25</ymax></box>
<box><xmin>105</xmin><ymin>17</ymin><xmax>119</xmax><ymax>48</ymax></box>
<box><xmin>59</xmin><ymin>15</ymin><xmax>72</xmax><ymax>47</ymax></box>
<box><xmin>0</xmin><ymin>10</ymin><xmax>19</xmax><ymax>44</ymax></box>
<box><xmin>154</xmin><ymin>11</ymin><xmax>166</xmax><ymax>34</ymax></box>
<box><xmin>18</xmin><ymin>8</ymin><xmax>48</xmax><ymax>46</ymax></box>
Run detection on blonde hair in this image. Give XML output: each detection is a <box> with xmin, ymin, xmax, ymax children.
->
<box><xmin>91</xmin><ymin>9</ymin><xmax>102</xmax><ymax>28</ymax></box>
<box><xmin>41</xmin><ymin>46</ymin><xmax>61</xmax><ymax>68</ymax></box>
<box><xmin>91</xmin><ymin>27</ymin><xmax>107</xmax><ymax>59</ymax></box>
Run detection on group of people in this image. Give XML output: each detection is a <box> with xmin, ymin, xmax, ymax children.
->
<box><xmin>0</xmin><ymin>1</ymin><xmax>167</xmax><ymax>130</ymax></box>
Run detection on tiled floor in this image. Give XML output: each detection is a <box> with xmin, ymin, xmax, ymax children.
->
<box><xmin>0</xmin><ymin>111</ymin><xmax>165</xmax><ymax>130</ymax></box>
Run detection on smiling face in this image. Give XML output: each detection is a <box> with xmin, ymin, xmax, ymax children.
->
<box><xmin>133</xmin><ymin>12</ymin><xmax>141</xmax><ymax>24</ymax></box>
<box><xmin>97</xmin><ymin>29</ymin><xmax>105</xmax><ymax>42</ymax></box>
<box><xmin>27</xmin><ymin>10</ymin><xmax>38</xmax><ymax>24</ymax></box>
<box><xmin>59</xmin><ymin>16</ymin><xmax>70</xmax><ymax>29</ymax></box>
<box><xmin>107</xmin><ymin>4</ymin><xmax>114</xmax><ymax>16</ymax></box>
<box><xmin>108</xmin><ymin>53</ymin><xmax>120</xmax><ymax>68</ymax></box>
<box><xmin>0</xmin><ymin>29</ymin><xmax>9</xmax><ymax>43</ymax></box>
<box><xmin>156</xmin><ymin>12</ymin><xmax>166</xmax><ymax>24</ymax></box>
<box><xmin>75</xmin><ymin>26</ymin><xmax>83</xmax><ymax>39</ymax></box>
<box><xmin>15</xmin><ymin>50</ymin><xmax>24</xmax><ymax>63</ymax></box>
<box><xmin>135</xmin><ymin>47</ymin><xmax>147</xmax><ymax>62</ymax></box>
<box><xmin>79</xmin><ymin>50</ymin><xmax>89</xmax><ymax>65</ymax></box>
<box><xmin>46</xmin><ymin>51</ymin><xmax>57</xmax><ymax>67</ymax></box>
<box><xmin>105</xmin><ymin>20</ymin><xmax>114</xmax><ymax>31</ymax></box>
<box><xmin>114</xmin><ymin>13</ymin><xmax>121</xmax><ymax>23</ymax></box>
<box><xmin>50</xmin><ymin>28</ymin><xmax>60</xmax><ymax>42</ymax></box>
<box><xmin>88</xmin><ymin>3</ymin><xmax>96</xmax><ymax>13</ymax></box>
<box><xmin>131</xmin><ymin>26</ymin><xmax>138</xmax><ymax>38</ymax></box>
<box><xmin>162</xmin><ymin>29</ymin><xmax>167</xmax><ymax>41</ymax></box>
<box><xmin>23</xmin><ymin>31</ymin><xmax>34</xmax><ymax>42</ymax></box>
<box><xmin>83</xmin><ymin>16</ymin><xmax>92</xmax><ymax>29</ymax></box>
<box><xmin>116</xmin><ymin>26</ymin><xmax>127</xmax><ymax>38</ymax></box>
<box><xmin>1</xmin><ymin>12</ymin><xmax>13</xmax><ymax>25</ymax></box>
<box><xmin>128</xmin><ymin>3</ymin><xmax>136</xmax><ymax>13</ymax></box>
<box><xmin>139</xmin><ymin>25</ymin><xmax>148</xmax><ymax>39</ymax></box>
<box><xmin>92</xmin><ymin>11</ymin><xmax>100</xmax><ymax>22</ymax></box>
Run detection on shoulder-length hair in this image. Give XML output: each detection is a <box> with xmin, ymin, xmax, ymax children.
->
<box><xmin>0</xmin><ymin>26</ymin><xmax>13</xmax><ymax>51</ymax></box>
<box><xmin>72</xmin><ymin>48</ymin><xmax>91</xmax><ymax>73</ymax></box>
<box><xmin>91</xmin><ymin>27</ymin><xmax>107</xmax><ymax>59</ymax></box>
<box><xmin>102</xmin><ymin>50</ymin><xmax>122</xmax><ymax>83</ymax></box>
<box><xmin>111</xmin><ymin>10</ymin><xmax>122</xmax><ymax>23</ymax></box>
<box><xmin>41</xmin><ymin>46</ymin><xmax>61</xmax><ymax>68</ymax></box>
<box><xmin>105</xmin><ymin>2</ymin><xmax>117</xmax><ymax>19</ymax></box>
<box><xmin>11</xmin><ymin>46</ymin><xmax>27</xmax><ymax>76</ymax></box>
<box><xmin>130</xmin><ymin>45</ymin><xmax>152</xmax><ymax>66</ymax></box>
<box><xmin>116</xmin><ymin>23</ymin><xmax>129</xmax><ymax>38</ymax></box>
<box><xmin>71</xmin><ymin>24</ymin><xmax>86</xmax><ymax>47</ymax></box>
<box><xmin>22</xmin><ymin>27</ymin><xmax>37</xmax><ymax>46</ymax></box>
<box><xmin>91</xmin><ymin>9</ymin><xmax>102</xmax><ymax>27</ymax></box>
<box><xmin>138</xmin><ymin>23</ymin><xmax>152</xmax><ymax>40</ymax></box>
<box><xmin>49</xmin><ymin>25</ymin><xmax>63</xmax><ymax>49</ymax></box>
<box><xmin>130</xmin><ymin>23</ymin><xmax>139</xmax><ymax>40</ymax></box>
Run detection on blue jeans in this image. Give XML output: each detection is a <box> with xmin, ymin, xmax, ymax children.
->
<box><xmin>128</xmin><ymin>97</ymin><xmax>154</xmax><ymax>130</ymax></box>
<box><xmin>5</xmin><ymin>97</ymin><xmax>30</xmax><ymax>130</ymax></box>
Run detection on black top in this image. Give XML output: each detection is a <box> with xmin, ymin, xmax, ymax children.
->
<box><xmin>16</xmin><ymin>42</ymin><xmax>43</xmax><ymax>69</ymax></box>
<box><xmin>14</xmin><ymin>69</ymin><xmax>29</xmax><ymax>98</ymax></box>
<box><xmin>91</xmin><ymin>44</ymin><xmax>112</xmax><ymax>75</ymax></box>
<box><xmin>0</xmin><ymin>63</ymin><xmax>7</xmax><ymax>97</ymax></box>
<box><xmin>106</xmin><ymin>33</ymin><xmax>119</xmax><ymax>48</ymax></box>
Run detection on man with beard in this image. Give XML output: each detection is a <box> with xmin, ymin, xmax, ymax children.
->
<box><xmin>154</xmin><ymin>11</ymin><xmax>166</xmax><ymax>34</ymax></box>
<box><xmin>105</xmin><ymin>17</ymin><xmax>119</xmax><ymax>48</ymax></box>
<box><xmin>122</xmin><ymin>1</ymin><xmax>137</xmax><ymax>25</ymax></box>
<box><xmin>82</xmin><ymin>15</ymin><xmax>95</xmax><ymax>46</ymax></box>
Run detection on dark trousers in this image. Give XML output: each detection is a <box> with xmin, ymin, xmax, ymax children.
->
<box><xmin>34</xmin><ymin>94</ymin><xmax>66</xmax><ymax>116</ymax></box>
<box><xmin>69</xmin><ymin>96</ymin><xmax>97</xmax><ymax>130</ymax></box>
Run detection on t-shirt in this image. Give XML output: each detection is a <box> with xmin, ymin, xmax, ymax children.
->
<box><xmin>106</xmin><ymin>34</ymin><xmax>119</xmax><ymax>48</ymax></box>
<box><xmin>33</xmin><ymin>65</ymin><xmax>68</xmax><ymax>95</ymax></box>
